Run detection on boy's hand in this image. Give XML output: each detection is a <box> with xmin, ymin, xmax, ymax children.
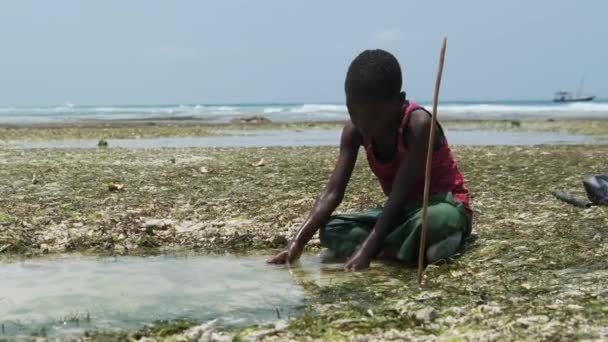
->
<box><xmin>344</xmin><ymin>248</ymin><xmax>372</xmax><ymax>271</ymax></box>
<box><xmin>267</xmin><ymin>240</ymin><xmax>304</xmax><ymax>265</ymax></box>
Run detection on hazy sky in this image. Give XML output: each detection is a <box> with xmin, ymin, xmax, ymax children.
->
<box><xmin>0</xmin><ymin>1</ymin><xmax>605</xmax><ymax>105</ymax></box>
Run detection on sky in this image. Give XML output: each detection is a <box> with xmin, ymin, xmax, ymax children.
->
<box><xmin>0</xmin><ymin>0</ymin><xmax>606</xmax><ymax>105</ymax></box>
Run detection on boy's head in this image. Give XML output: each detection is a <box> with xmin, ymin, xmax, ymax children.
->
<box><xmin>345</xmin><ymin>49</ymin><xmax>404</xmax><ymax>137</ymax></box>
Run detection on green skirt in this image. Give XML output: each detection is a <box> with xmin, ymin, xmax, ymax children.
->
<box><xmin>319</xmin><ymin>193</ymin><xmax>470</xmax><ymax>264</ymax></box>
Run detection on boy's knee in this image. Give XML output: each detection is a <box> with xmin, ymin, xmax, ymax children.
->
<box><xmin>425</xmin><ymin>203</ymin><xmax>465</xmax><ymax>238</ymax></box>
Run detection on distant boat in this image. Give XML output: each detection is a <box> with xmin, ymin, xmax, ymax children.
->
<box><xmin>553</xmin><ymin>75</ymin><xmax>595</xmax><ymax>103</ymax></box>
<box><xmin>553</xmin><ymin>91</ymin><xmax>595</xmax><ymax>103</ymax></box>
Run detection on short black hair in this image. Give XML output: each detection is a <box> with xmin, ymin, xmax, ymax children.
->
<box><xmin>345</xmin><ymin>49</ymin><xmax>402</xmax><ymax>103</ymax></box>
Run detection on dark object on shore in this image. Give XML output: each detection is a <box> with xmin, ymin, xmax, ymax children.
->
<box><xmin>108</xmin><ymin>182</ymin><xmax>125</xmax><ymax>191</ymax></box>
<box><xmin>98</xmin><ymin>138</ymin><xmax>108</xmax><ymax>147</ymax></box>
<box><xmin>551</xmin><ymin>191</ymin><xmax>591</xmax><ymax>208</ymax></box>
<box><xmin>510</xmin><ymin>120</ymin><xmax>521</xmax><ymax>128</ymax></box>
<box><xmin>230</xmin><ymin>115</ymin><xmax>272</xmax><ymax>124</ymax></box>
<box><xmin>584</xmin><ymin>174</ymin><xmax>608</xmax><ymax>205</ymax></box>
<box><xmin>553</xmin><ymin>174</ymin><xmax>608</xmax><ymax>208</ymax></box>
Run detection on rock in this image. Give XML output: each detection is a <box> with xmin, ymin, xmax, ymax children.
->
<box><xmin>144</xmin><ymin>219</ymin><xmax>173</xmax><ymax>234</ymax></box>
<box><xmin>182</xmin><ymin>320</ymin><xmax>217</xmax><ymax>342</ymax></box>
<box><xmin>137</xmin><ymin>337</ymin><xmax>157</xmax><ymax>342</ymax></box>
<box><xmin>478</xmin><ymin>303</ymin><xmax>502</xmax><ymax>315</ymax></box>
<box><xmin>350</xmin><ymin>336</ymin><xmax>369</xmax><ymax>342</ymax></box>
<box><xmin>414</xmin><ymin>307</ymin><xmax>438</xmax><ymax>324</ymax></box>
<box><xmin>209</xmin><ymin>333</ymin><xmax>232</xmax><ymax>342</ymax></box>
<box><xmin>567</xmin><ymin>304</ymin><xmax>584</xmax><ymax>312</ymax></box>
<box><xmin>516</xmin><ymin>315</ymin><xmax>550</xmax><ymax>328</ymax></box>
<box><xmin>270</xmin><ymin>235</ymin><xmax>288</xmax><ymax>247</ymax></box>
<box><xmin>230</xmin><ymin>115</ymin><xmax>271</xmax><ymax>124</ymax></box>
<box><xmin>242</xmin><ymin>328</ymin><xmax>278</xmax><ymax>341</ymax></box>
<box><xmin>40</xmin><ymin>243</ymin><xmax>49</xmax><ymax>254</ymax></box>
<box><xmin>176</xmin><ymin>221</ymin><xmax>206</xmax><ymax>234</ymax></box>
<box><xmin>98</xmin><ymin>138</ymin><xmax>108</xmax><ymax>147</ymax></box>
<box><xmin>274</xmin><ymin>320</ymin><xmax>288</xmax><ymax>331</ymax></box>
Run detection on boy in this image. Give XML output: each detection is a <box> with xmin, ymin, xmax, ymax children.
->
<box><xmin>268</xmin><ymin>49</ymin><xmax>472</xmax><ymax>271</ymax></box>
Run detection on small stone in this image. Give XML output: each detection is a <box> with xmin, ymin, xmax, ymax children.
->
<box><xmin>414</xmin><ymin>307</ymin><xmax>438</xmax><ymax>324</ymax></box>
<box><xmin>98</xmin><ymin>138</ymin><xmax>108</xmax><ymax>147</ymax></box>
<box><xmin>242</xmin><ymin>328</ymin><xmax>277</xmax><ymax>341</ymax></box>
<box><xmin>40</xmin><ymin>243</ymin><xmax>49</xmax><ymax>254</ymax></box>
<box><xmin>592</xmin><ymin>234</ymin><xmax>602</xmax><ymax>241</ymax></box>
<box><xmin>478</xmin><ymin>303</ymin><xmax>502</xmax><ymax>315</ymax></box>
<box><xmin>144</xmin><ymin>219</ymin><xmax>173</xmax><ymax>233</ymax></box>
<box><xmin>209</xmin><ymin>333</ymin><xmax>232</xmax><ymax>342</ymax></box>
<box><xmin>200</xmin><ymin>166</ymin><xmax>210</xmax><ymax>174</ymax></box>
<box><xmin>274</xmin><ymin>320</ymin><xmax>288</xmax><ymax>331</ymax></box>
<box><xmin>567</xmin><ymin>304</ymin><xmax>584</xmax><ymax>312</ymax></box>
<box><xmin>516</xmin><ymin>315</ymin><xmax>550</xmax><ymax>328</ymax></box>
<box><xmin>182</xmin><ymin>320</ymin><xmax>217</xmax><ymax>342</ymax></box>
<box><xmin>137</xmin><ymin>337</ymin><xmax>157</xmax><ymax>342</ymax></box>
<box><xmin>350</xmin><ymin>336</ymin><xmax>369</xmax><ymax>342</ymax></box>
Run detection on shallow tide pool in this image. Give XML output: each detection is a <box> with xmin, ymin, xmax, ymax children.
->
<box><xmin>0</xmin><ymin>254</ymin><xmax>336</xmax><ymax>338</ymax></box>
<box><xmin>9</xmin><ymin>129</ymin><xmax>603</xmax><ymax>149</ymax></box>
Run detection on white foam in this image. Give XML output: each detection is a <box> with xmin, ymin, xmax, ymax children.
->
<box><xmin>289</xmin><ymin>104</ymin><xmax>347</xmax><ymax>114</ymax></box>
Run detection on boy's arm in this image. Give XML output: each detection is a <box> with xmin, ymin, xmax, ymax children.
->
<box><xmin>344</xmin><ymin>110</ymin><xmax>431</xmax><ymax>271</ymax></box>
<box><xmin>268</xmin><ymin>123</ymin><xmax>361</xmax><ymax>264</ymax></box>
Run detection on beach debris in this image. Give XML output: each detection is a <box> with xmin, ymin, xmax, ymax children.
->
<box><xmin>252</xmin><ymin>158</ymin><xmax>265</xmax><ymax>167</ymax></box>
<box><xmin>230</xmin><ymin>115</ymin><xmax>271</xmax><ymax>124</ymax></box>
<box><xmin>200</xmin><ymin>166</ymin><xmax>210</xmax><ymax>174</ymax></box>
<box><xmin>98</xmin><ymin>138</ymin><xmax>108</xmax><ymax>147</ymax></box>
<box><xmin>108</xmin><ymin>182</ymin><xmax>125</xmax><ymax>191</ymax></box>
<box><xmin>584</xmin><ymin>174</ymin><xmax>608</xmax><ymax>205</ymax></box>
<box><xmin>0</xmin><ymin>244</ymin><xmax>11</xmax><ymax>253</ymax></box>
<box><xmin>169</xmin><ymin>157</ymin><xmax>176</xmax><ymax>164</ymax></box>
<box><xmin>552</xmin><ymin>174</ymin><xmax>608</xmax><ymax>208</ymax></box>
<box><xmin>32</xmin><ymin>174</ymin><xmax>39</xmax><ymax>184</ymax></box>
<box><xmin>414</xmin><ymin>306</ymin><xmax>438</xmax><ymax>324</ymax></box>
<box><xmin>511</xmin><ymin>120</ymin><xmax>521</xmax><ymax>128</ymax></box>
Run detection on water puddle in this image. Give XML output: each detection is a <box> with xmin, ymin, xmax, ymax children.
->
<box><xmin>9</xmin><ymin>129</ymin><xmax>602</xmax><ymax>149</ymax></box>
<box><xmin>0</xmin><ymin>254</ymin><xmax>340</xmax><ymax>338</ymax></box>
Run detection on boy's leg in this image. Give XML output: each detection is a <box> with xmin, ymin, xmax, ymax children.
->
<box><xmin>385</xmin><ymin>193</ymin><xmax>468</xmax><ymax>265</ymax></box>
<box><xmin>319</xmin><ymin>208</ymin><xmax>381</xmax><ymax>259</ymax></box>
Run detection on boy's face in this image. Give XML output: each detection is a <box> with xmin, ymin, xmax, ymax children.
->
<box><xmin>346</xmin><ymin>97</ymin><xmax>399</xmax><ymax>138</ymax></box>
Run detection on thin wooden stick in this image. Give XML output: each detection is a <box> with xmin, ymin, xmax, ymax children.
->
<box><xmin>417</xmin><ymin>37</ymin><xmax>447</xmax><ymax>286</ymax></box>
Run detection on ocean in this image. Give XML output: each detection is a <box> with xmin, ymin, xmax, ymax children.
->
<box><xmin>0</xmin><ymin>101</ymin><xmax>607</xmax><ymax>124</ymax></box>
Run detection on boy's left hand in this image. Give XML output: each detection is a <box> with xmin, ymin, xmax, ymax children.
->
<box><xmin>344</xmin><ymin>249</ymin><xmax>372</xmax><ymax>271</ymax></box>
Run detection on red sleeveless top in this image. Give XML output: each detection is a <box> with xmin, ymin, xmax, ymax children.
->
<box><xmin>362</xmin><ymin>102</ymin><xmax>472</xmax><ymax>222</ymax></box>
